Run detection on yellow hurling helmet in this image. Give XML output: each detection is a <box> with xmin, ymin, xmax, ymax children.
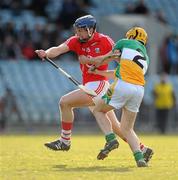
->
<box><xmin>126</xmin><ymin>27</ymin><xmax>148</xmax><ymax>45</ymax></box>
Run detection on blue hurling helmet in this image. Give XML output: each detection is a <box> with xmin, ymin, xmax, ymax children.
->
<box><xmin>74</xmin><ymin>15</ymin><xmax>96</xmax><ymax>30</ymax></box>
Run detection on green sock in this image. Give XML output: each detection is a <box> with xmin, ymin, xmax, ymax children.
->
<box><xmin>134</xmin><ymin>151</ymin><xmax>144</xmax><ymax>161</ymax></box>
<box><xmin>105</xmin><ymin>133</ymin><xmax>116</xmax><ymax>142</ymax></box>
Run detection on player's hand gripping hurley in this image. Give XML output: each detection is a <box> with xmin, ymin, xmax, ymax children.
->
<box><xmin>45</xmin><ymin>57</ymin><xmax>97</xmax><ymax>96</ymax></box>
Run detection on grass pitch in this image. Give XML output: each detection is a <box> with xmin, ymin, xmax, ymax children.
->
<box><xmin>0</xmin><ymin>134</ymin><xmax>178</xmax><ymax>180</ymax></box>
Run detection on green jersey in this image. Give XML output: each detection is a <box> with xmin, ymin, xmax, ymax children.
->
<box><xmin>113</xmin><ymin>39</ymin><xmax>149</xmax><ymax>85</ymax></box>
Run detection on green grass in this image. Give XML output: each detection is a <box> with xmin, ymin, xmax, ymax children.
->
<box><xmin>0</xmin><ymin>134</ymin><xmax>178</xmax><ymax>180</ymax></box>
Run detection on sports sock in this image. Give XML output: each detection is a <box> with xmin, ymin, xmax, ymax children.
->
<box><xmin>60</xmin><ymin>121</ymin><xmax>73</xmax><ymax>145</ymax></box>
<box><xmin>105</xmin><ymin>133</ymin><xmax>116</xmax><ymax>143</ymax></box>
<box><xmin>134</xmin><ymin>151</ymin><xmax>144</xmax><ymax>161</ymax></box>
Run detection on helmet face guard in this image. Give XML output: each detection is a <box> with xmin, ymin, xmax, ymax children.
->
<box><xmin>74</xmin><ymin>15</ymin><xmax>96</xmax><ymax>42</ymax></box>
<box><xmin>126</xmin><ymin>27</ymin><xmax>148</xmax><ymax>45</ymax></box>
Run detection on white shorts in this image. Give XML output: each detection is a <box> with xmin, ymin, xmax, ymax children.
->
<box><xmin>85</xmin><ymin>80</ymin><xmax>110</xmax><ymax>104</ymax></box>
<box><xmin>102</xmin><ymin>79</ymin><xmax>144</xmax><ymax>112</ymax></box>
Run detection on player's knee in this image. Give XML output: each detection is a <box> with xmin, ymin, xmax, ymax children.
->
<box><xmin>92</xmin><ymin>106</ymin><xmax>107</xmax><ymax>118</ymax></box>
<box><xmin>59</xmin><ymin>96</ymin><xmax>70</xmax><ymax>109</ymax></box>
<box><xmin>92</xmin><ymin>105</ymin><xmax>101</xmax><ymax>115</ymax></box>
<box><xmin>92</xmin><ymin>107</ymin><xmax>97</xmax><ymax>115</ymax></box>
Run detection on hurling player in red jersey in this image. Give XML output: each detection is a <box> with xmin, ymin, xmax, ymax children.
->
<box><xmin>35</xmin><ymin>15</ymin><xmax>151</xmax><ymax>161</ymax></box>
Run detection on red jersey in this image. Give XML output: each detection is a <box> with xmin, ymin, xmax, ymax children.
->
<box><xmin>65</xmin><ymin>32</ymin><xmax>114</xmax><ymax>85</ymax></box>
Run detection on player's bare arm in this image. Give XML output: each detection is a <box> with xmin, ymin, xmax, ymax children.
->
<box><xmin>96</xmin><ymin>50</ymin><xmax>121</xmax><ymax>66</ymax></box>
<box><xmin>88</xmin><ymin>69</ymin><xmax>115</xmax><ymax>79</ymax></box>
<box><xmin>88</xmin><ymin>50</ymin><xmax>121</xmax><ymax>70</ymax></box>
<box><xmin>78</xmin><ymin>55</ymin><xmax>106</xmax><ymax>65</ymax></box>
<box><xmin>78</xmin><ymin>55</ymin><xmax>96</xmax><ymax>64</ymax></box>
<box><xmin>78</xmin><ymin>50</ymin><xmax>113</xmax><ymax>65</ymax></box>
<box><xmin>87</xmin><ymin>50</ymin><xmax>121</xmax><ymax>73</ymax></box>
<box><xmin>35</xmin><ymin>43</ymin><xmax>69</xmax><ymax>60</ymax></box>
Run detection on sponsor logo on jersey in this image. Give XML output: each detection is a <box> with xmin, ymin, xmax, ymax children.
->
<box><xmin>82</xmin><ymin>47</ymin><xmax>90</xmax><ymax>52</ymax></box>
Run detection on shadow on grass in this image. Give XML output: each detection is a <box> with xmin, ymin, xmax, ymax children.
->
<box><xmin>52</xmin><ymin>165</ymin><xmax>132</xmax><ymax>173</ymax></box>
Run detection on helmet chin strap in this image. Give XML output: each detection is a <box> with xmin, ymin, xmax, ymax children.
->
<box><xmin>79</xmin><ymin>28</ymin><xmax>93</xmax><ymax>43</ymax></box>
<box><xmin>87</xmin><ymin>28</ymin><xmax>92</xmax><ymax>37</ymax></box>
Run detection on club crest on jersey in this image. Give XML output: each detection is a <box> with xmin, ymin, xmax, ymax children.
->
<box><xmin>95</xmin><ymin>48</ymin><xmax>100</xmax><ymax>53</ymax></box>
